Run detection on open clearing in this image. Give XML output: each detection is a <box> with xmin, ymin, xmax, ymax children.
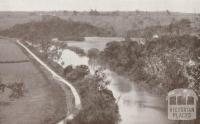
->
<box><xmin>0</xmin><ymin>39</ymin><xmax>27</xmax><ymax>62</ymax></box>
<box><xmin>0</xmin><ymin>38</ymin><xmax>73</xmax><ymax>124</ymax></box>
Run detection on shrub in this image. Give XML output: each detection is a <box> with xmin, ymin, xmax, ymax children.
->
<box><xmin>67</xmin><ymin>66</ymin><xmax>119</xmax><ymax>124</ymax></box>
<box><xmin>65</xmin><ymin>65</ymin><xmax>89</xmax><ymax>82</ymax></box>
<box><xmin>7</xmin><ymin>81</ymin><xmax>24</xmax><ymax>99</ymax></box>
<box><xmin>87</xmin><ymin>48</ymin><xmax>100</xmax><ymax>58</ymax></box>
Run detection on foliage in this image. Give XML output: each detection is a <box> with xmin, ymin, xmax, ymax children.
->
<box><xmin>66</xmin><ymin>65</ymin><xmax>119</xmax><ymax>124</ymax></box>
<box><xmin>47</xmin><ymin>41</ymin><xmax>68</xmax><ymax>60</ymax></box>
<box><xmin>187</xmin><ymin>64</ymin><xmax>200</xmax><ymax>123</ymax></box>
<box><xmin>63</xmin><ymin>65</ymin><xmax>73</xmax><ymax>75</ymax></box>
<box><xmin>87</xmin><ymin>48</ymin><xmax>100</xmax><ymax>58</ymax></box>
<box><xmin>89</xmin><ymin>9</ymin><xmax>101</xmax><ymax>16</ymax></box>
<box><xmin>0</xmin><ymin>11</ymin><xmax>199</xmax><ymax>37</ymax></box>
<box><xmin>99</xmin><ymin>35</ymin><xmax>200</xmax><ymax>94</ymax></box>
<box><xmin>187</xmin><ymin>64</ymin><xmax>200</xmax><ymax>94</ymax></box>
<box><xmin>94</xmin><ymin>68</ymin><xmax>110</xmax><ymax>90</ymax></box>
<box><xmin>101</xmin><ymin>41</ymin><xmax>143</xmax><ymax>74</ymax></box>
<box><xmin>65</xmin><ymin>65</ymin><xmax>90</xmax><ymax>82</ymax></box>
<box><xmin>67</xmin><ymin>46</ymin><xmax>86</xmax><ymax>56</ymax></box>
<box><xmin>7</xmin><ymin>82</ymin><xmax>24</xmax><ymax>99</ymax></box>
<box><xmin>0</xmin><ymin>76</ymin><xmax>24</xmax><ymax>99</ymax></box>
<box><xmin>168</xmin><ymin>18</ymin><xmax>191</xmax><ymax>35</ymax></box>
<box><xmin>0</xmin><ymin>77</ymin><xmax>6</xmax><ymax>93</ymax></box>
<box><xmin>0</xmin><ymin>16</ymin><xmax>109</xmax><ymax>42</ymax></box>
<box><xmin>129</xmin><ymin>18</ymin><xmax>192</xmax><ymax>39</ymax></box>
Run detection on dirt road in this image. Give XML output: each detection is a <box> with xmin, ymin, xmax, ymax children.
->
<box><xmin>16</xmin><ymin>40</ymin><xmax>81</xmax><ymax>123</ymax></box>
<box><xmin>0</xmin><ymin>38</ymin><xmax>74</xmax><ymax>124</ymax></box>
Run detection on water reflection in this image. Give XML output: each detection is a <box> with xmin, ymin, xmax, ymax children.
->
<box><xmin>56</xmin><ymin>38</ymin><xmax>175</xmax><ymax>124</ymax></box>
<box><xmin>107</xmin><ymin>71</ymin><xmax>174</xmax><ymax>124</ymax></box>
<box><xmin>66</xmin><ymin>37</ymin><xmax>124</xmax><ymax>51</ymax></box>
<box><xmin>57</xmin><ymin>49</ymin><xmax>89</xmax><ymax>68</ymax></box>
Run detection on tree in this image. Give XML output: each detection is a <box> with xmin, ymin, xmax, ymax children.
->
<box><xmin>40</xmin><ymin>37</ymin><xmax>52</xmax><ymax>59</ymax></box>
<box><xmin>135</xmin><ymin>9</ymin><xmax>140</xmax><ymax>14</ymax></box>
<box><xmin>166</xmin><ymin>10</ymin><xmax>171</xmax><ymax>15</ymax></box>
<box><xmin>89</xmin><ymin>9</ymin><xmax>100</xmax><ymax>16</ymax></box>
<box><xmin>188</xmin><ymin>64</ymin><xmax>200</xmax><ymax>94</ymax></box>
<box><xmin>7</xmin><ymin>81</ymin><xmax>24</xmax><ymax>99</ymax></box>
<box><xmin>73</xmin><ymin>11</ymin><xmax>78</xmax><ymax>16</ymax></box>
<box><xmin>94</xmin><ymin>68</ymin><xmax>110</xmax><ymax>90</ymax></box>
<box><xmin>178</xmin><ymin>19</ymin><xmax>191</xmax><ymax>33</ymax></box>
<box><xmin>65</xmin><ymin>65</ymin><xmax>90</xmax><ymax>82</ymax></box>
<box><xmin>0</xmin><ymin>77</ymin><xmax>6</xmax><ymax>93</ymax></box>
<box><xmin>67</xmin><ymin>66</ymin><xmax>119</xmax><ymax>124</ymax></box>
<box><xmin>64</xmin><ymin>65</ymin><xmax>73</xmax><ymax>75</ymax></box>
<box><xmin>111</xmin><ymin>11</ymin><xmax>119</xmax><ymax>16</ymax></box>
<box><xmin>173</xmin><ymin>19</ymin><xmax>191</xmax><ymax>35</ymax></box>
<box><xmin>144</xmin><ymin>30</ymin><xmax>153</xmax><ymax>40</ymax></box>
<box><xmin>164</xmin><ymin>58</ymin><xmax>188</xmax><ymax>90</ymax></box>
<box><xmin>87</xmin><ymin>48</ymin><xmax>100</xmax><ymax>58</ymax></box>
<box><xmin>179</xmin><ymin>19</ymin><xmax>191</xmax><ymax>28</ymax></box>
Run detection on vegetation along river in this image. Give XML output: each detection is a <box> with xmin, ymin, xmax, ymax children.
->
<box><xmin>56</xmin><ymin>37</ymin><xmax>175</xmax><ymax>124</ymax></box>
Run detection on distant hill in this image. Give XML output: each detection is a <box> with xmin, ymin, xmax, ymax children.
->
<box><xmin>0</xmin><ymin>16</ymin><xmax>110</xmax><ymax>41</ymax></box>
<box><xmin>0</xmin><ymin>11</ymin><xmax>200</xmax><ymax>36</ymax></box>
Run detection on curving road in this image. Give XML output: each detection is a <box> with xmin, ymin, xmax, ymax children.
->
<box><xmin>16</xmin><ymin>40</ymin><xmax>81</xmax><ymax>124</ymax></box>
<box><xmin>0</xmin><ymin>38</ymin><xmax>74</xmax><ymax>124</ymax></box>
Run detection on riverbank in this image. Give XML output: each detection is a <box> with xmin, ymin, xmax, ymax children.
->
<box><xmin>98</xmin><ymin>35</ymin><xmax>200</xmax><ymax>95</ymax></box>
<box><xmin>17</xmin><ymin>40</ymin><xmax>82</xmax><ymax>123</ymax></box>
<box><xmin>55</xmin><ymin>46</ymin><xmax>173</xmax><ymax>124</ymax></box>
<box><xmin>95</xmin><ymin>35</ymin><xmax>200</xmax><ymax>124</ymax></box>
<box><xmin>56</xmin><ymin>35</ymin><xmax>200</xmax><ymax>124</ymax></box>
<box><xmin>21</xmin><ymin>39</ymin><xmax>120</xmax><ymax>124</ymax></box>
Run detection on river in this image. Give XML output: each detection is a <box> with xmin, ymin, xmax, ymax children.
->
<box><xmin>66</xmin><ymin>37</ymin><xmax>124</xmax><ymax>51</ymax></box>
<box><xmin>56</xmin><ymin>37</ymin><xmax>175</xmax><ymax>124</ymax></box>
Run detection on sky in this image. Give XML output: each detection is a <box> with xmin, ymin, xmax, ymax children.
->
<box><xmin>0</xmin><ymin>0</ymin><xmax>200</xmax><ymax>13</ymax></box>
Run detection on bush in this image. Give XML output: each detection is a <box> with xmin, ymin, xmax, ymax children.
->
<box><xmin>87</xmin><ymin>48</ymin><xmax>100</xmax><ymax>58</ymax></box>
<box><xmin>64</xmin><ymin>65</ymin><xmax>73</xmax><ymax>75</ymax></box>
<box><xmin>67</xmin><ymin>66</ymin><xmax>119</xmax><ymax>124</ymax></box>
<box><xmin>0</xmin><ymin>82</ymin><xmax>6</xmax><ymax>93</ymax></box>
<box><xmin>99</xmin><ymin>35</ymin><xmax>200</xmax><ymax>95</ymax></box>
<box><xmin>7</xmin><ymin>81</ymin><xmax>24</xmax><ymax>99</ymax></box>
<box><xmin>67</xmin><ymin>46</ymin><xmax>86</xmax><ymax>56</ymax></box>
<box><xmin>65</xmin><ymin>65</ymin><xmax>89</xmax><ymax>82</ymax></box>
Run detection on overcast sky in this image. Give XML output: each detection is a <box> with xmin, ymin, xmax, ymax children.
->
<box><xmin>0</xmin><ymin>0</ymin><xmax>199</xmax><ymax>13</ymax></box>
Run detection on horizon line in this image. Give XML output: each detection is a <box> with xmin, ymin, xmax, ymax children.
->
<box><xmin>0</xmin><ymin>9</ymin><xmax>199</xmax><ymax>14</ymax></box>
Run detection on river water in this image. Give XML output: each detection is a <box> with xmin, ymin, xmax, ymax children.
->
<box><xmin>57</xmin><ymin>37</ymin><xmax>175</xmax><ymax>124</ymax></box>
<box><xmin>66</xmin><ymin>37</ymin><xmax>124</xmax><ymax>51</ymax></box>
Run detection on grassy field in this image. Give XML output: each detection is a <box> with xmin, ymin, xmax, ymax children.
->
<box><xmin>0</xmin><ymin>40</ymin><xmax>28</xmax><ymax>62</ymax></box>
<box><xmin>0</xmin><ymin>39</ymin><xmax>73</xmax><ymax>124</ymax></box>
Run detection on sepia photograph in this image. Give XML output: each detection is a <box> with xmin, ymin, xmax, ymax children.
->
<box><xmin>0</xmin><ymin>0</ymin><xmax>200</xmax><ymax>124</ymax></box>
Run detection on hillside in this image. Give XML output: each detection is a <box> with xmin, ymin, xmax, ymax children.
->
<box><xmin>0</xmin><ymin>16</ymin><xmax>110</xmax><ymax>41</ymax></box>
<box><xmin>0</xmin><ymin>11</ymin><xmax>200</xmax><ymax>36</ymax></box>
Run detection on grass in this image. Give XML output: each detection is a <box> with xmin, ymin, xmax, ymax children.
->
<box><xmin>0</xmin><ymin>40</ymin><xmax>28</xmax><ymax>62</ymax></box>
<box><xmin>0</xmin><ymin>38</ymin><xmax>73</xmax><ymax>124</ymax></box>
